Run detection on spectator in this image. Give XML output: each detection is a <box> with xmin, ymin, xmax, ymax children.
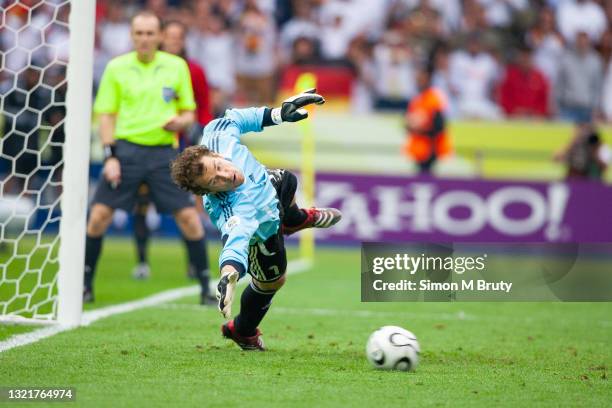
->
<box><xmin>215</xmin><ymin>0</ymin><xmax>242</xmax><ymax>22</ymax></box>
<box><xmin>477</xmin><ymin>0</ymin><xmax>529</xmax><ymax>28</ymax></box>
<box><xmin>372</xmin><ymin>31</ymin><xmax>417</xmax><ymax>110</ymax></box>
<box><xmin>347</xmin><ymin>36</ymin><xmax>375</xmax><ymax>113</ymax></box>
<box><xmin>556</xmin><ymin>0</ymin><xmax>606</xmax><ymax>43</ymax></box>
<box><xmin>343</xmin><ymin>0</ymin><xmax>391</xmax><ymax>40</ymax></box>
<box><xmin>400</xmin><ymin>1</ymin><xmax>445</xmax><ymax>58</ymax></box>
<box><xmin>431</xmin><ymin>42</ymin><xmax>457</xmax><ymax>118</ymax></box>
<box><xmin>498</xmin><ymin>45</ymin><xmax>550</xmax><ymax>118</ymax></box>
<box><xmin>1</xmin><ymin>2</ymin><xmax>54</xmax><ymax>73</ymax></box>
<box><xmin>74</xmin><ymin>0</ymin><xmax>612</xmax><ymax>119</ymax></box>
<box><xmin>318</xmin><ymin>1</ymin><xmax>356</xmax><ymax>62</ymax></box>
<box><xmin>596</xmin><ymin>28</ymin><xmax>612</xmax><ymax>119</ymax></box>
<box><xmin>45</xmin><ymin>3</ymin><xmax>71</xmax><ymax>64</ymax></box>
<box><xmin>186</xmin><ymin>12</ymin><xmax>236</xmax><ymax>116</ymax></box>
<box><xmin>98</xmin><ymin>1</ymin><xmax>132</xmax><ymax>60</ymax></box>
<box><xmin>162</xmin><ymin>20</ymin><xmax>213</xmax><ymax>140</ymax></box>
<box><xmin>94</xmin><ymin>1</ymin><xmax>131</xmax><ymax>87</ymax></box>
<box><xmin>526</xmin><ymin>7</ymin><xmax>564</xmax><ymax>88</ymax></box>
<box><xmin>279</xmin><ymin>0</ymin><xmax>319</xmax><ymax>64</ymax></box>
<box><xmin>434</xmin><ymin>0</ymin><xmax>462</xmax><ymax>33</ymax></box>
<box><xmin>43</xmin><ymin>66</ymin><xmax>67</xmax><ymax>172</ymax></box>
<box><xmin>0</xmin><ymin>68</ymin><xmax>51</xmax><ymax>194</ymax></box>
<box><xmin>596</xmin><ymin>28</ymin><xmax>612</xmax><ymax>69</ymax></box>
<box><xmin>554</xmin><ymin>122</ymin><xmax>611</xmax><ymax>181</ymax></box>
<box><xmin>235</xmin><ymin>2</ymin><xmax>278</xmax><ymax>105</ymax></box>
<box><xmin>460</xmin><ymin>0</ymin><xmax>491</xmax><ymax>33</ymax></box>
<box><xmin>605</xmin><ymin>0</ymin><xmax>612</xmax><ymax>23</ymax></box>
<box><xmin>557</xmin><ymin>31</ymin><xmax>603</xmax><ymax>122</ymax></box>
<box><xmin>146</xmin><ymin>0</ymin><xmax>168</xmax><ymax>18</ymax></box>
<box><xmin>394</xmin><ymin>0</ymin><xmax>462</xmax><ymax>34</ymax></box>
<box><xmin>291</xmin><ymin>36</ymin><xmax>322</xmax><ymax>65</ymax></box>
<box><xmin>403</xmin><ymin>65</ymin><xmax>452</xmax><ymax>173</ymax></box>
<box><xmin>602</xmin><ymin>58</ymin><xmax>612</xmax><ymax>122</ymax></box>
<box><xmin>185</xmin><ymin>1</ymin><xmax>212</xmax><ymax>61</ymax></box>
<box><xmin>449</xmin><ymin>33</ymin><xmax>501</xmax><ymax>119</ymax></box>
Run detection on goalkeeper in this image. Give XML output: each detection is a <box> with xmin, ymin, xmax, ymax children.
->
<box><xmin>171</xmin><ymin>89</ymin><xmax>341</xmax><ymax>351</ymax></box>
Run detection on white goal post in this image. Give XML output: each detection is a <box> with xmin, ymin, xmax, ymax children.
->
<box><xmin>0</xmin><ymin>0</ymin><xmax>95</xmax><ymax>326</ymax></box>
<box><xmin>57</xmin><ymin>0</ymin><xmax>95</xmax><ymax>326</ymax></box>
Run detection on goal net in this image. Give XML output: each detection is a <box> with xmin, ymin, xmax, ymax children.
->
<box><xmin>0</xmin><ymin>0</ymin><xmax>94</xmax><ymax>325</ymax></box>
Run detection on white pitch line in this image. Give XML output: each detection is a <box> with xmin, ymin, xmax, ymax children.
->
<box><xmin>80</xmin><ymin>285</ymin><xmax>200</xmax><ymax>326</ymax></box>
<box><xmin>154</xmin><ymin>303</ymin><xmax>475</xmax><ymax>321</ymax></box>
<box><xmin>0</xmin><ymin>325</ymin><xmax>68</xmax><ymax>353</ymax></box>
<box><xmin>152</xmin><ymin>302</ymin><xmax>612</xmax><ymax>327</ymax></box>
<box><xmin>0</xmin><ymin>259</ymin><xmax>312</xmax><ymax>353</ymax></box>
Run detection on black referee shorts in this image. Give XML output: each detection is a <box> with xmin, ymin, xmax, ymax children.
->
<box><xmin>92</xmin><ymin>140</ymin><xmax>194</xmax><ymax>214</ymax></box>
<box><xmin>245</xmin><ymin>169</ymin><xmax>297</xmax><ymax>283</ymax></box>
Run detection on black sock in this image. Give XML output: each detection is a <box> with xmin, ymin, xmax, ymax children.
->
<box><xmin>134</xmin><ymin>213</ymin><xmax>149</xmax><ymax>264</ymax></box>
<box><xmin>84</xmin><ymin>235</ymin><xmax>103</xmax><ymax>291</ymax></box>
<box><xmin>234</xmin><ymin>282</ymin><xmax>276</xmax><ymax>336</ymax></box>
<box><xmin>184</xmin><ymin>237</ymin><xmax>210</xmax><ymax>295</ymax></box>
<box><xmin>283</xmin><ymin>204</ymin><xmax>307</xmax><ymax>227</ymax></box>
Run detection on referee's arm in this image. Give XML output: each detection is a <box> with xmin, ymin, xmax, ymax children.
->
<box><xmin>163</xmin><ymin>109</ymin><xmax>195</xmax><ymax>133</ymax></box>
<box><xmin>98</xmin><ymin>113</ymin><xmax>121</xmax><ymax>186</ymax></box>
<box><xmin>99</xmin><ymin>113</ymin><xmax>117</xmax><ymax>146</ymax></box>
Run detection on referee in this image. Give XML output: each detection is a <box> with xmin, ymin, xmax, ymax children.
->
<box><xmin>84</xmin><ymin>11</ymin><xmax>214</xmax><ymax>305</ymax></box>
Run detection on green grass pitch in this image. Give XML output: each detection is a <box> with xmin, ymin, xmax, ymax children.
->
<box><xmin>0</xmin><ymin>238</ymin><xmax>610</xmax><ymax>407</ymax></box>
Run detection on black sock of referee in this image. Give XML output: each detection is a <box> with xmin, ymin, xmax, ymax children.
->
<box><xmin>282</xmin><ymin>203</ymin><xmax>308</xmax><ymax>228</ymax></box>
<box><xmin>84</xmin><ymin>235</ymin><xmax>103</xmax><ymax>291</ymax></box>
<box><xmin>235</xmin><ymin>282</ymin><xmax>276</xmax><ymax>337</ymax></box>
<box><xmin>184</xmin><ymin>237</ymin><xmax>210</xmax><ymax>295</ymax></box>
<box><xmin>133</xmin><ymin>212</ymin><xmax>149</xmax><ymax>264</ymax></box>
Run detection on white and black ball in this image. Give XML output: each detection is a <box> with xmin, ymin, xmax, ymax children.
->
<box><xmin>366</xmin><ymin>326</ymin><xmax>420</xmax><ymax>372</ymax></box>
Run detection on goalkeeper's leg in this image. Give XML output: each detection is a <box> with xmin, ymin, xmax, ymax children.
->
<box><xmin>282</xmin><ymin>205</ymin><xmax>342</xmax><ymax>235</ymax></box>
<box><xmin>267</xmin><ymin>169</ymin><xmax>342</xmax><ymax>236</ymax></box>
<box><xmin>221</xmin><ymin>276</ymin><xmax>283</xmax><ymax>351</ymax></box>
<box><xmin>221</xmin><ymin>234</ymin><xmax>287</xmax><ymax>351</ymax></box>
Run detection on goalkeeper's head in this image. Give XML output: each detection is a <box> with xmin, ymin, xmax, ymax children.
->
<box><xmin>171</xmin><ymin>146</ymin><xmax>245</xmax><ymax>195</ymax></box>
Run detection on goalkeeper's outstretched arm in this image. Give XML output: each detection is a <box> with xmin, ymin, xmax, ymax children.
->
<box><xmin>268</xmin><ymin>88</ymin><xmax>325</xmax><ymax>125</ymax></box>
<box><xmin>218</xmin><ymin>88</ymin><xmax>325</xmax><ymax>137</ymax></box>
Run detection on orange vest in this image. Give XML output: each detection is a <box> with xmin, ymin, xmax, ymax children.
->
<box><xmin>403</xmin><ymin>87</ymin><xmax>452</xmax><ymax>162</ymax></box>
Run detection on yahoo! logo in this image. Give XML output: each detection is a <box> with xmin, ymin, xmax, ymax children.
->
<box><xmin>314</xmin><ymin>181</ymin><xmax>570</xmax><ymax>241</ymax></box>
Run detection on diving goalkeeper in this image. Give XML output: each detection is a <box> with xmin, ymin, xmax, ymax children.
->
<box><xmin>171</xmin><ymin>89</ymin><xmax>341</xmax><ymax>351</ymax></box>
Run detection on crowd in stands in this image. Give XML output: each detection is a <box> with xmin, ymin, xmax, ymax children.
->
<box><xmin>91</xmin><ymin>0</ymin><xmax>612</xmax><ymax>122</ymax></box>
<box><xmin>2</xmin><ymin>0</ymin><xmax>612</xmax><ymax>122</ymax></box>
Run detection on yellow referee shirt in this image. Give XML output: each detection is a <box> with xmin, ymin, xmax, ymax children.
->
<box><xmin>94</xmin><ymin>51</ymin><xmax>196</xmax><ymax>146</ymax></box>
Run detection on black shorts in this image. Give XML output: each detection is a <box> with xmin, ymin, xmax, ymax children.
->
<box><xmin>245</xmin><ymin>169</ymin><xmax>297</xmax><ymax>283</ymax></box>
<box><xmin>92</xmin><ymin>140</ymin><xmax>194</xmax><ymax>214</ymax></box>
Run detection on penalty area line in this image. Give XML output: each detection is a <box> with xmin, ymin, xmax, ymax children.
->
<box><xmin>0</xmin><ymin>258</ymin><xmax>312</xmax><ymax>353</ymax></box>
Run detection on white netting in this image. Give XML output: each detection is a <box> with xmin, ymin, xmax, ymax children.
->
<box><xmin>0</xmin><ymin>0</ymin><xmax>71</xmax><ymax>322</ymax></box>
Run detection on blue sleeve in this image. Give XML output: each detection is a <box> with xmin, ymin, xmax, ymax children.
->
<box><xmin>218</xmin><ymin>194</ymin><xmax>259</xmax><ymax>278</ymax></box>
<box><xmin>224</xmin><ymin>107</ymin><xmax>266</xmax><ymax>135</ymax></box>
<box><xmin>200</xmin><ymin>107</ymin><xmax>265</xmax><ymax>153</ymax></box>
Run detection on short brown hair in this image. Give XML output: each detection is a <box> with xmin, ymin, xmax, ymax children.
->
<box><xmin>162</xmin><ymin>20</ymin><xmax>187</xmax><ymax>35</ymax></box>
<box><xmin>171</xmin><ymin>145</ymin><xmax>213</xmax><ymax>195</ymax></box>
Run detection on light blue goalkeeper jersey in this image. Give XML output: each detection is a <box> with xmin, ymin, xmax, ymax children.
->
<box><xmin>200</xmin><ymin>107</ymin><xmax>280</xmax><ymax>277</ymax></box>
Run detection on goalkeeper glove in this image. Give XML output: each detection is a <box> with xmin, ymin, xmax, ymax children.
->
<box><xmin>271</xmin><ymin>88</ymin><xmax>325</xmax><ymax>124</ymax></box>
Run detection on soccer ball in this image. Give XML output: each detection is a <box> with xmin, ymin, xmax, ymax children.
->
<box><xmin>366</xmin><ymin>326</ymin><xmax>420</xmax><ymax>371</ymax></box>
